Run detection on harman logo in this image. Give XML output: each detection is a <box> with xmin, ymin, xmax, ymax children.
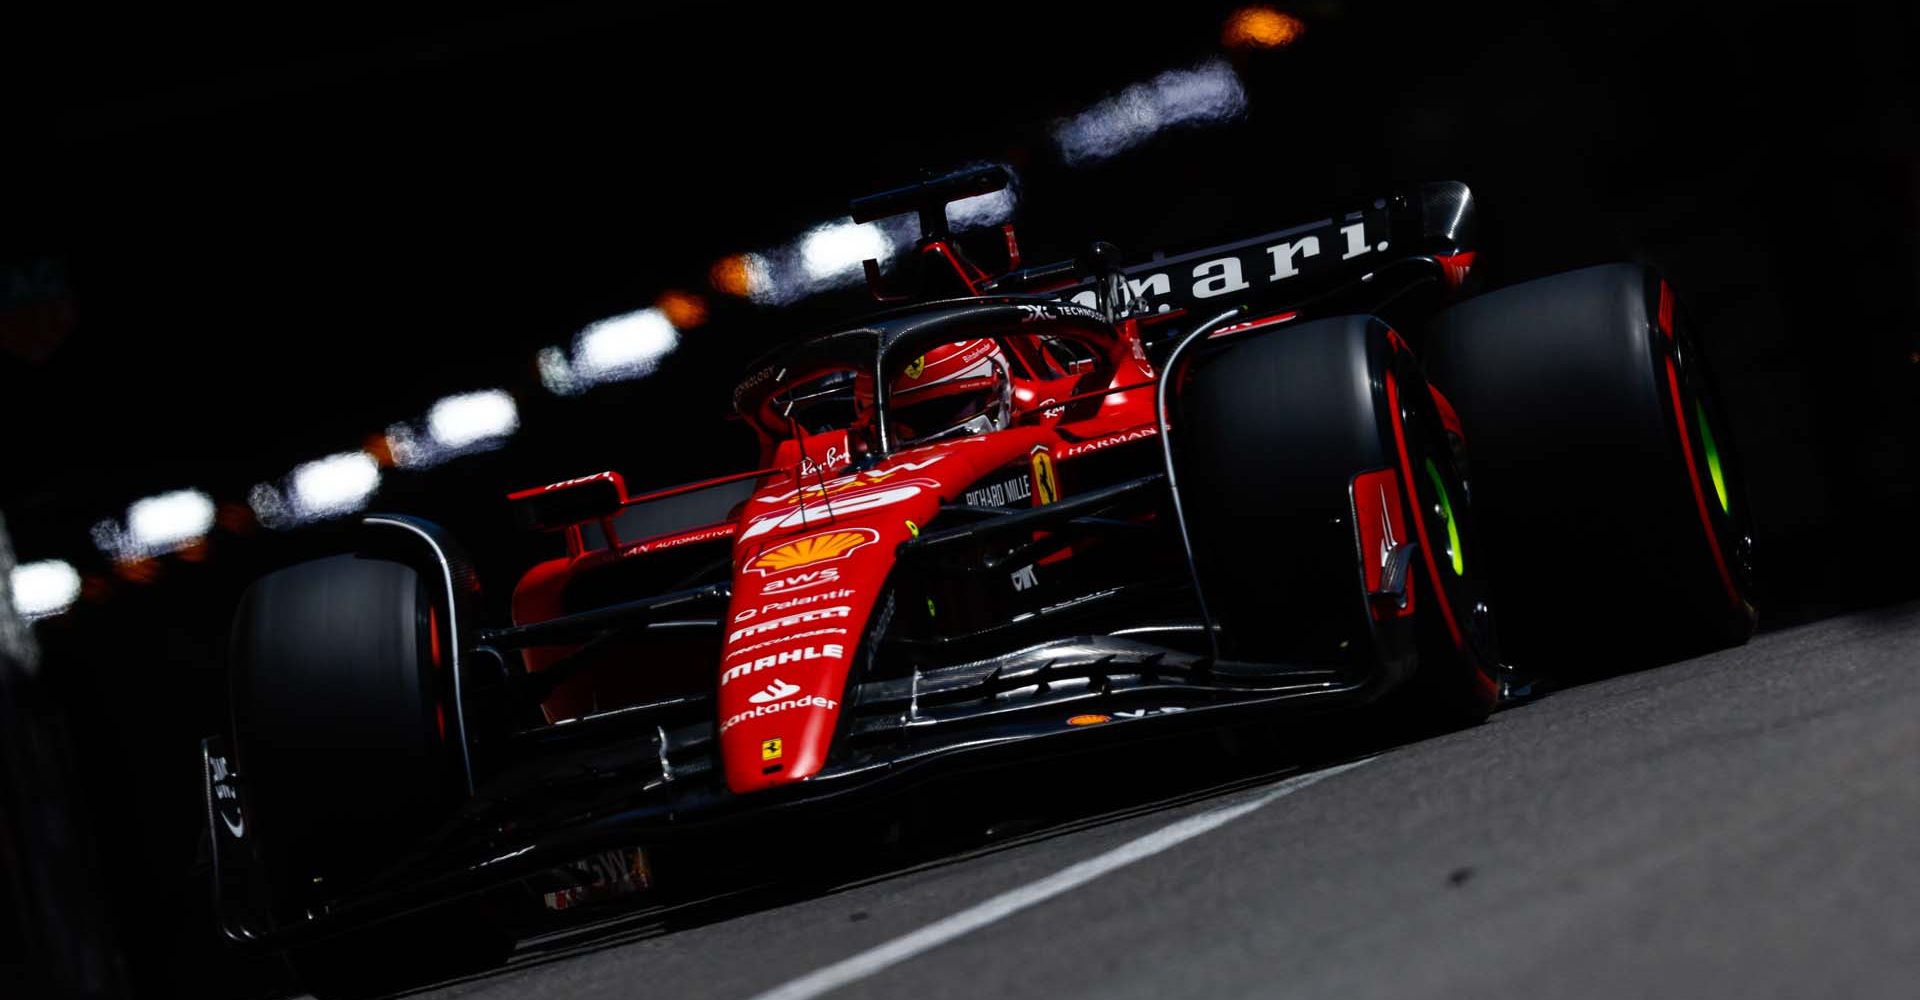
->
<box><xmin>1058</xmin><ymin>426</ymin><xmax>1158</xmax><ymax>460</ymax></box>
<box><xmin>746</xmin><ymin>529</ymin><xmax>878</xmax><ymax>575</ymax></box>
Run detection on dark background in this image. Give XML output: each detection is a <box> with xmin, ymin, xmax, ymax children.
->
<box><xmin>3</xmin><ymin>3</ymin><xmax>1916</xmax><ymax>995</ymax></box>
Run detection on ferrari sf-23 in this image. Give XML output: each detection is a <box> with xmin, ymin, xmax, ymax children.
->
<box><xmin>204</xmin><ymin>167</ymin><xmax>1754</xmax><ymax>988</ymax></box>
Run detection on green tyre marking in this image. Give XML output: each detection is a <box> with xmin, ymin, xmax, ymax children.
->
<box><xmin>1695</xmin><ymin>400</ymin><xmax>1729</xmax><ymax>515</ymax></box>
<box><xmin>1422</xmin><ymin>458</ymin><xmax>1465</xmax><ymax>576</ymax></box>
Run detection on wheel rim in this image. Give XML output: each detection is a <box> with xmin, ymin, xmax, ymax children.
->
<box><xmin>1422</xmin><ymin>457</ymin><xmax>1465</xmax><ymax>576</ymax></box>
<box><xmin>1386</xmin><ymin>348</ymin><xmax>1499</xmax><ymax>702</ymax></box>
<box><xmin>1694</xmin><ymin>399</ymin><xmax>1730</xmax><ymax>516</ymax></box>
<box><xmin>1662</xmin><ymin>291</ymin><xmax>1754</xmax><ymax>604</ymax></box>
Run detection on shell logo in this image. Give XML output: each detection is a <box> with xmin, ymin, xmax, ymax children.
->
<box><xmin>746</xmin><ymin>528</ymin><xmax>879</xmax><ymax>576</ymax></box>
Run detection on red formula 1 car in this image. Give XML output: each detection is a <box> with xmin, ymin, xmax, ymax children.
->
<box><xmin>206</xmin><ymin>167</ymin><xmax>1755</xmax><ymax>990</ymax></box>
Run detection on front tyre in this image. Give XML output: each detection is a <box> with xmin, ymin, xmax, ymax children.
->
<box><xmin>230</xmin><ymin>551</ymin><xmax>507</xmax><ymax>996</ymax></box>
<box><xmin>1176</xmin><ymin>314</ymin><xmax>1500</xmax><ymax>727</ymax></box>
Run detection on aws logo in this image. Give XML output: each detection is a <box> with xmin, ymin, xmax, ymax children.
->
<box><xmin>744</xmin><ymin>529</ymin><xmax>877</xmax><ymax>576</ymax></box>
<box><xmin>760</xmin><ymin>567</ymin><xmax>842</xmax><ymax>595</ymax></box>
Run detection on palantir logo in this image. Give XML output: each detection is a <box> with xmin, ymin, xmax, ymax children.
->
<box><xmin>749</xmin><ymin>678</ymin><xmax>802</xmax><ymax>705</ymax></box>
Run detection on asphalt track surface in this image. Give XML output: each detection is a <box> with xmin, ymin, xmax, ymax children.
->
<box><xmin>395</xmin><ymin>600</ymin><xmax>1920</xmax><ymax>1000</ymax></box>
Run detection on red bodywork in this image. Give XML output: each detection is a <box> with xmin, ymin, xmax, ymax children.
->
<box><xmin>511</xmin><ymin>302</ymin><xmax>1161</xmax><ymax>794</ymax></box>
<box><xmin>500</xmin><ymin>198</ymin><xmax>1483</xmax><ymax>795</ymax></box>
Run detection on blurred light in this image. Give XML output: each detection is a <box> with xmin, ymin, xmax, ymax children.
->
<box><xmin>115</xmin><ymin>558</ymin><xmax>160</xmax><ymax>585</ymax></box>
<box><xmin>247</xmin><ymin>484</ymin><xmax>293</xmax><ymax>530</ymax></box>
<box><xmin>573</xmin><ymin>307</ymin><xmax>679</xmax><ymax>384</ymax></box>
<box><xmin>215</xmin><ymin>502</ymin><xmax>255</xmax><ymax>534</ymax></box>
<box><xmin>947</xmin><ymin>187</ymin><xmax>1018</xmax><ymax>231</ymax></box>
<box><xmin>382</xmin><ymin>422</ymin><xmax>433</xmax><ymax>469</ymax></box>
<box><xmin>427</xmin><ymin>389</ymin><xmax>519</xmax><ymax>450</ymax></box>
<box><xmin>290</xmin><ymin>451</ymin><xmax>382</xmax><ymax>520</ymax></box>
<box><xmin>90</xmin><ymin>520</ymin><xmax>129</xmax><ymax>560</ymax></box>
<box><xmin>126</xmin><ymin>488</ymin><xmax>216</xmax><ymax>554</ymax></box>
<box><xmin>1223</xmin><ymin>6</ymin><xmax>1305</xmax><ymax>49</ymax></box>
<box><xmin>1054</xmin><ymin>59</ymin><xmax>1248</xmax><ymax>166</ymax></box>
<box><xmin>537</xmin><ymin>346</ymin><xmax>582</xmax><ymax>397</ymax></box>
<box><xmin>710</xmin><ymin>254</ymin><xmax>768</xmax><ymax>299</ymax></box>
<box><xmin>10</xmin><ymin>560</ymin><xmax>81</xmax><ymax>620</ymax></box>
<box><xmin>79</xmin><ymin>575</ymin><xmax>112</xmax><ymax>605</ymax></box>
<box><xmin>656</xmin><ymin>290</ymin><xmax>709</xmax><ymax>329</ymax></box>
<box><xmin>745</xmin><ymin>249</ymin><xmax>818</xmax><ymax>307</ymax></box>
<box><xmin>800</xmin><ymin>220</ymin><xmax>891</xmax><ymax>282</ymax></box>
<box><xmin>363</xmin><ymin>432</ymin><xmax>397</xmax><ymax>469</ymax></box>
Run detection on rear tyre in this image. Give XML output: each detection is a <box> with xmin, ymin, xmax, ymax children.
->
<box><xmin>1422</xmin><ymin>263</ymin><xmax>1756</xmax><ymax>671</ymax></box>
<box><xmin>1176</xmin><ymin>314</ymin><xmax>1500</xmax><ymax>727</ymax></box>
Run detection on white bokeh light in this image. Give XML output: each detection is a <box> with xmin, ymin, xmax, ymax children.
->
<box><xmin>10</xmin><ymin>560</ymin><xmax>81</xmax><ymax>620</ymax></box>
<box><xmin>427</xmin><ymin>389</ymin><xmax>520</xmax><ymax>450</ymax></box>
<box><xmin>126</xmin><ymin>489</ymin><xmax>216</xmax><ymax>554</ymax></box>
<box><xmin>1054</xmin><ymin>60</ymin><xmax>1248</xmax><ymax>166</ymax></box>
<box><xmin>572</xmin><ymin>308</ymin><xmax>679</xmax><ymax>384</ymax></box>
<box><xmin>290</xmin><ymin>452</ymin><xmax>382</xmax><ymax>520</ymax></box>
<box><xmin>799</xmin><ymin>220</ymin><xmax>892</xmax><ymax>282</ymax></box>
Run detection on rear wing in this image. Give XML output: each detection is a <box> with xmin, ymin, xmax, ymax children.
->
<box><xmin>982</xmin><ymin>180</ymin><xmax>1476</xmax><ymax>319</ymax></box>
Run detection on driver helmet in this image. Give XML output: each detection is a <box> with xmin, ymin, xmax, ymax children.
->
<box><xmin>889</xmin><ymin>338</ymin><xmax>1010</xmax><ymax>442</ymax></box>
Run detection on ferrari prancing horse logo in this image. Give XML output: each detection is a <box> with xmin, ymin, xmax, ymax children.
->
<box><xmin>1030</xmin><ymin>448</ymin><xmax>1058</xmax><ymax>506</ymax></box>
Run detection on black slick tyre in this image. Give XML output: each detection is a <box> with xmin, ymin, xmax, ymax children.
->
<box><xmin>1421</xmin><ymin>263</ymin><xmax>1756</xmax><ymax>671</ymax></box>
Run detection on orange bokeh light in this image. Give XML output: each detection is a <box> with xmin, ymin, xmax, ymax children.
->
<box><xmin>363</xmin><ymin>433</ymin><xmax>396</xmax><ymax>469</ymax></box>
<box><xmin>1223</xmin><ymin>7</ymin><xmax>1305</xmax><ymax>49</ymax></box>
<box><xmin>216</xmin><ymin>502</ymin><xmax>255</xmax><ymax>534</ymax></box>
<box><xmin>115</xmin><ymin>558</ymin><xmax>161</xmax><ymax>584</ymax></box>
<box><xmin>709</xmin><ymin>255</ymin><xmax>755</xmax><ymax>299</ymax></box>
<box><xmin>656</xmin><ymin>289</ymin><xmax>710</xmax><ymax>329</ymax></box>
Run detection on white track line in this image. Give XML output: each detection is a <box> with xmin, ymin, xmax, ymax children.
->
<box><xmin>746</xmin><ymin>757</ymin><xmax>1374</xmax><ymax>1000</ymax></box>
